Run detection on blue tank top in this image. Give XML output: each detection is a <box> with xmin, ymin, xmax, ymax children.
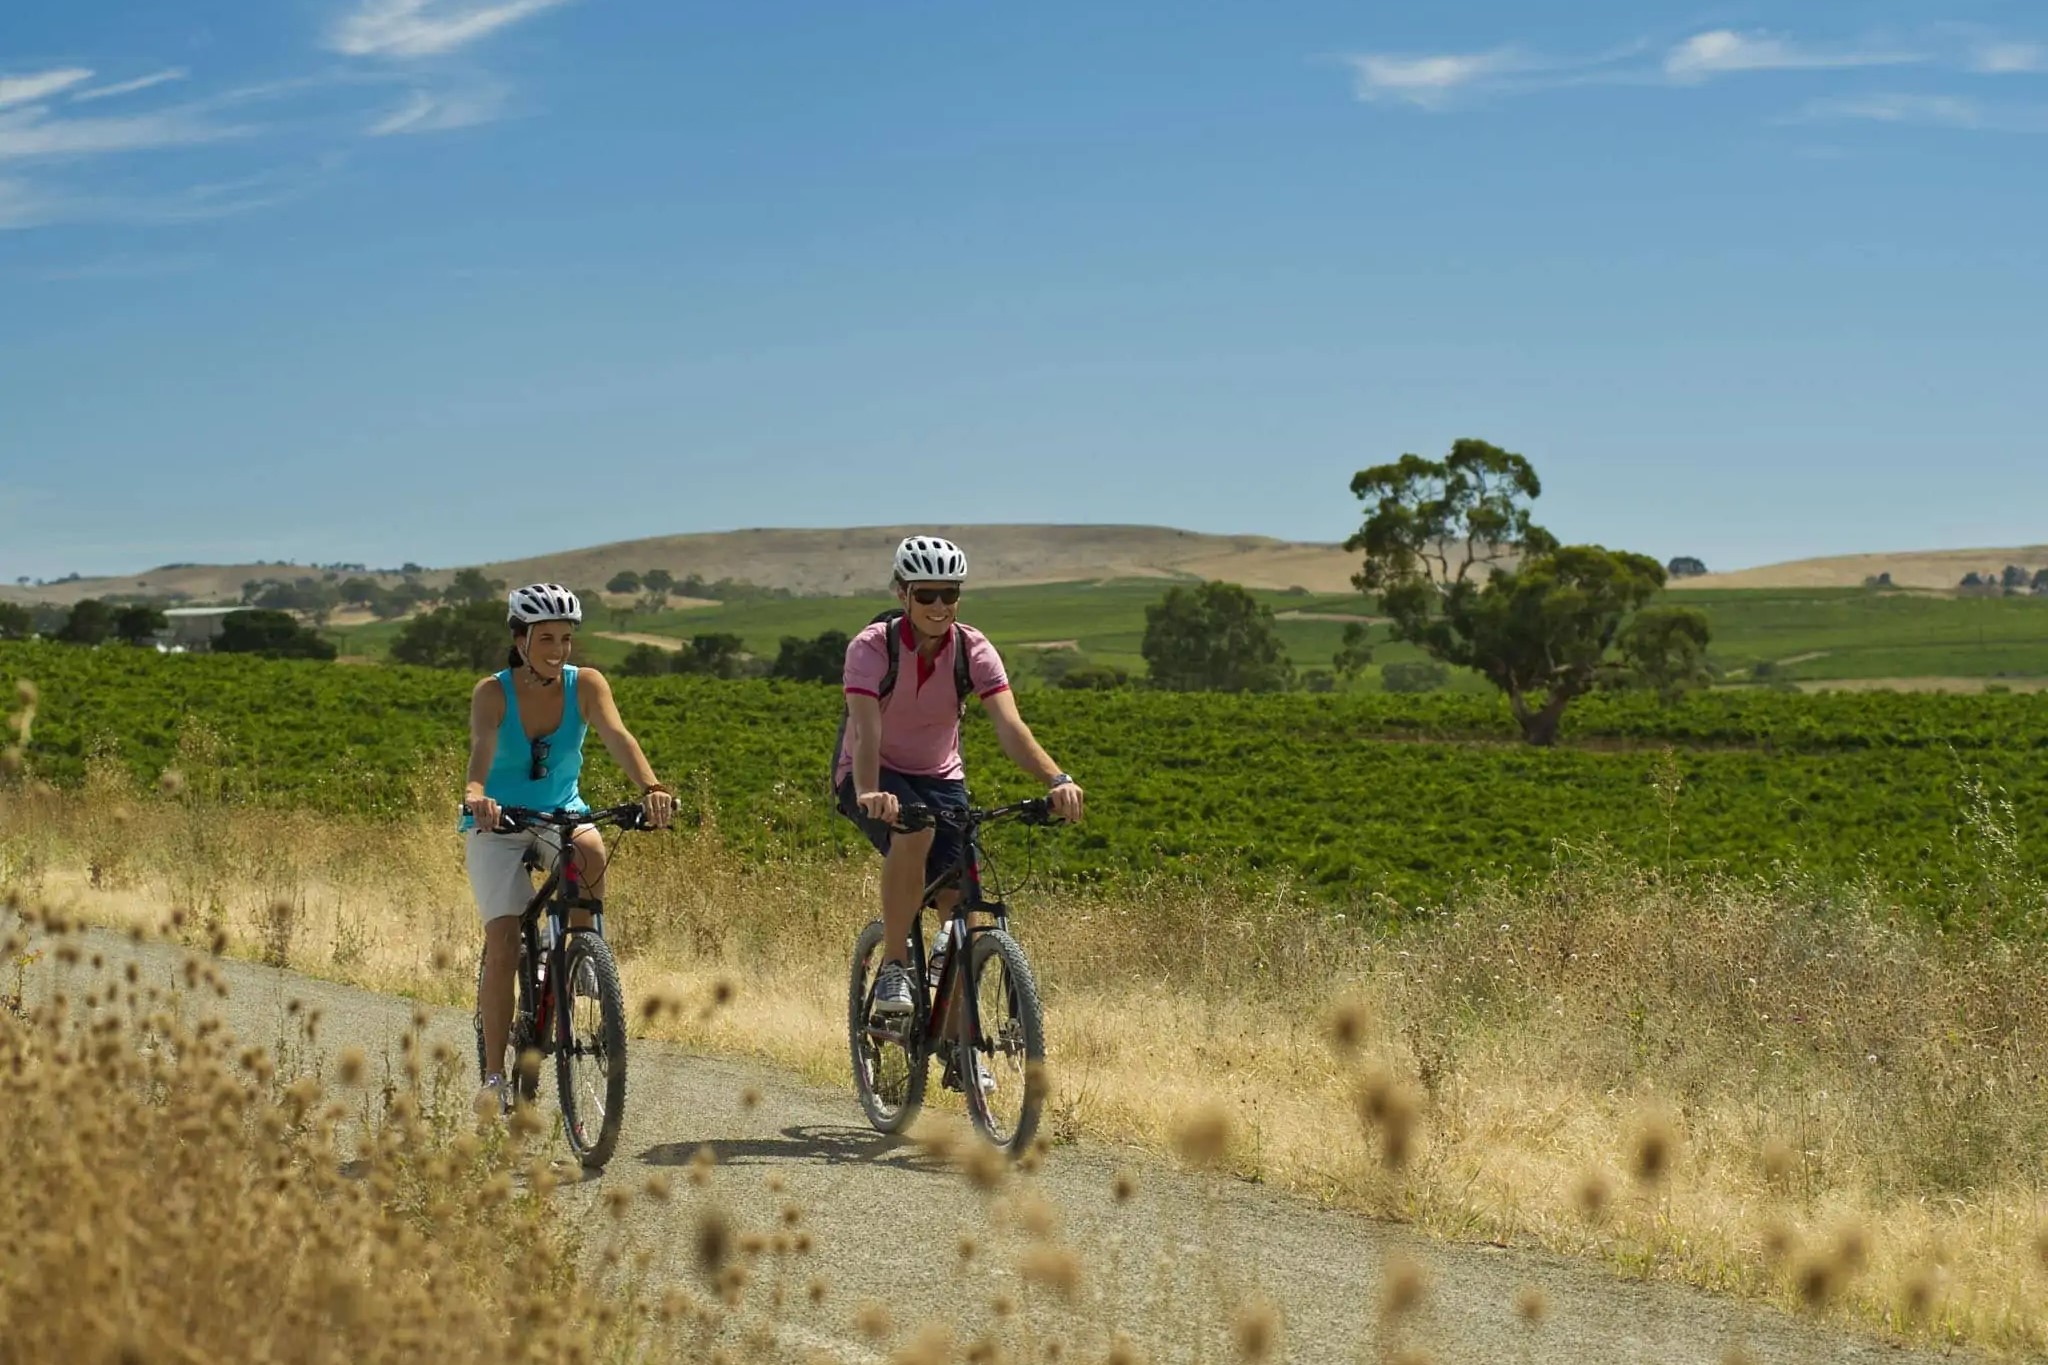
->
<box><xmin>461</xmin><ymin>666</ymin><xmax>589</xmax><ymax>829</ymax></box>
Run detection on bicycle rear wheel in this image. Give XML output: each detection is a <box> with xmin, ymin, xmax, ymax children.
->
<box><xmin>555</xmin><ymin>932</ymin><xmax>628</xmax><ymax>1169</ymax></box>
<box><xmin>848</xmin><ymin>919</ymin><xmax>928</xmax><ymax>1133</ymax></box>
<box><xmin>963</xmin><ymin>929</ymin><xmax>1046</xmax><ymax>1156</ymax></box>
<box><xmin>473</xmin><ymin>945</ymin><xmax>540</xmax><ymax>1103</ymax></box>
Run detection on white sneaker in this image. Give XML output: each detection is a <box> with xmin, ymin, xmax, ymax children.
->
<box><xmin>873</xmin><ymin>962</ymin><xmax>915</xmax><ymax>1017</ymax></box>
<box><xmin>473</xmin><ymin>1075</ymin><xmax>508</xmax><ymax>1120</ymax></box>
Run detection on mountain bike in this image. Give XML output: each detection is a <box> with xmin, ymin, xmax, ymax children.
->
<box><xmin>848</xmin><ymin>796</ymin><xmax>1055</xmax><ymax>1156</ymax></box>
<box><xmin>470</xmin><ymin>802</ymin><xmax>653</xmax><ymax>1170</ymax></box>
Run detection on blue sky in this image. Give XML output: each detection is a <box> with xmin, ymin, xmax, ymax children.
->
<box><xmin>2</xmin><ymin>1</ymin><xmax>2044</xmax><ymax>582</ymax></box>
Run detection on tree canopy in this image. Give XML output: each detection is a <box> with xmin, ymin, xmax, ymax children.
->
<box><xmin>215</xmin><ymin>610</ymin><xmax>338</xmax><ymax>661</ymax></box>
<box><xmin>113</xmin><ymin>605</ymin><xmax>169</xmax><ymax>647</ymax></box>
<box><xmin>1348</xmin><ymin>438</ymin><xmax>1707</xmax><ymax>743</ymax></box>
<box><xmin>1140</xmin><ymin>581</ymin><xmax>1293</xmax><ymax>693</ymax></box>
<box><xmin>390</xmin><ymin>602</ymin><xmax>505</xmax><ymax>671</ymax></box>
<box><xmin>56</xmin><ymin>600</ymin><xmax>115</xmax><ymax>646</ymax></box>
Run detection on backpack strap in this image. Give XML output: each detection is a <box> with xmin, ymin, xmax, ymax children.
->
<box><xmin>877</xmin><ymin>611</ymin><xmax>903</xmax><ymax>699</ymax></box>
<box><xmin>951</xmin><ymin>625</ymin><xmax>972</xmax><ymax>715</ymax></box>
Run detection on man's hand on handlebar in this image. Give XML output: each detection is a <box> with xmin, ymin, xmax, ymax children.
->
<box><xmin>1049</xmin><ymin>779</ymin><xmax>1085</xmax><ymax>824</ymax></box>
<box><xmin>857</xmin><ymin>789</ymin><xmax>901</xmax><ymax>826</ymax></box>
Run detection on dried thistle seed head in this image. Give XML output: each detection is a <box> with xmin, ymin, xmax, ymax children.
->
<box><xmin>1901</xmin><ymin>1265</ymin><xmax>1938</xmax><ymax>1320</ymax></box>
<box><xmin>410</xmin><ymin>1005</ymin><xmax>430</xmax><ymax>1031</ymax></box>
<box><xmin>1231</xmin><ymin>1297</ymin><xmax>1278</xmax><ymax>1361</ymax></box>
<box><xmin>712</xmin><ymin>977</ymin><xmax>735</xmax><ymax>1007</ymax></box>
<box><xmin>765</xmin><ymin>1171</ymin><xmax>787</xmax><ymax>1193</ymax></box>
<box><xmin>15</xmin><ymin>680</ymin><xmax>37</xmax><ymax>707</ymax></box>
<box><xmin>1762</xmin><ymin>1136</ymin><xmax>1798</xmax><ymax>1187</ymax></box>
<box><xmin>793</xmin><ymin>1230</ymin><xmax>814</xmax><ymax>1254</ymax></box>
<box><xmin>1513</xmin><ymin>1284</ymin><xmax>1547</xmax><ymax>1325</ymax></box>
<box><xmin>893</xmin><ymin>1324</ymin><xmax>954</xmax><ymax>1365</ymax></box>
<box><xmin>508</xmin><ymin>1104</ymin><xmax>545</xmax><ymax>1138</ymax></box>
<box><xmin>209</xmin><ymin>928</ymin><xmax>229</xmax><ymax>956</ymax></box>
<box><xmin>741</xmin><ymin>1086</ymin><xmax>761</xmax><ymax>1111</ymax></box>
<box><xmin>695</xmin><ymin>1209</ymin><xmax>733</xmax><ymax>1274</ymax></box>
<box><xmin>1759</xmin><ymin>1216</ymin><xmax>1796</xmax><ymax>1263</ymax></box>
<box><xmin>430</xmin><ymin>946</ymin><xmax>452</xmax><ymax>972</ymax></box>
<box><xmin>853</xmin><ymin>1300</ymin><xmax>893</xmax><ymax>1341</ymax></box>
<box><xmin>1831</xmin><ymin>1220</ymin><xmax>1871</xmax><ymax>1276</ymax></box>
<box><xmin>1381</xmin><ymin>1252</ymin><xmax>1426</xmax><ymax>1318</ymax></box>
<box><xmin>1325</xmin><ymin>998</ymin><xmax>1372</xmax><ymax>1056</ymax></box>
<box><xmin>1574</xmin><ymin>1170</ymin><xmax>1613</xmax><ymax>1222</ymax></box>
<box><xmin>689</xmin><ymin>1144</ymin><xmax>718</xmax><ymax>1186</ymax></box>
<box><xmin>1017</xmin><ymin>1245</ymin><xmax>1081</xmax><ymax>1302</ymax></box>
<box><xmin>1629</xmin><ymin>1110</ymin><xmax>1678</xmax><ymax>1186</ymax></box>
<box><xmin>335</xmin><ymin>1048</ymin><xmax>366</xmax><ymax>1086</ymax></box>
<box><xmin>1794</xmin><ymin>1254</ymin><xmax>1837</xmax><ymax>1310</ymax></box>
<box><xmin>604</xmin><ymin>1186</ymin><xmax>633</xmax><ymax>1220</ymax></box>
<box><xmin>157</xmin><ymin>767</ymin><xmax>187</xmax><ymax>795</ymax></box>
<box><xmin>957</xmin><ymin>1234</ymin><xmax>979</xmax><ymax>1264</ymax></box>
<box><xmin>1017</xmin><ymin>1196</ymin><xmax>1058</xmax><ymax>1239</ymax></box>
<box><xmin>807</xmin><ymin>1276</ymin><xmax>828</xmax><ymax>1305</ymax></box>
<box><xmin>961</xmin><ymin>1141</ymin><xmax>1009</xmax><ymax>1193</ymax></box>
<box><xmin>1173</xmin><ymin>1106</ymin><xmax>1231</xmax><ymax>1167</ymax></box>
<box><xmin>1112</xmin><ymin>1170</ymin><xmax>1137</xmax><ymax>1204</ymax></box>
<box><xmin>1104</xmin><ymin>1334</ymin><xmax>1143</xmax><ymax>1365</ymax></box>
<box><xmin>644</xmin><ymin>1173</ymin><xmax>672</xmax><ymax>1203</ymax></box>
<box><xmin>991</xmin><ymin>1293</ymin><xmax>1018</xmax><ymax>1319</ymax></box>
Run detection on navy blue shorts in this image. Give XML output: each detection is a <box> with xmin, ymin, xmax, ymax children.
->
<box><xmin>836</xmin><ymin>769</ymin><xmax>969</xmax><ymax>887</ymax></box>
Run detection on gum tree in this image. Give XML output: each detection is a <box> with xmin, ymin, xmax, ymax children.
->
<box><xmin>1347</xmin><ymin>438</ymin><xmax>1706</xmax><ymax>744</ymax></box>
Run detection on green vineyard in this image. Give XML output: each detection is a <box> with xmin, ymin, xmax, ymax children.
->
<box><xmin>6</xmin><ymin>641</ymin><xmax>2046</xmax><ymax>916</ymax></box>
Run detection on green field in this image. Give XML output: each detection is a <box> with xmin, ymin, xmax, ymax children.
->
<box><xmin>328</xmin><ymin>580</ymin><xmax>2048</xmax><ymax>690</ymax></box>
<box><xmin>10</xmin><ymin>640</ymin><xmax>2048</xmax><ymax>919</ymax></box>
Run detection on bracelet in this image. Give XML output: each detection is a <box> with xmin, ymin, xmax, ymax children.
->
<box><xmin>642</xmin><ymin>782</ymin><xmax>673</xmax><ymax>797</ymax></box>
<box><xmin>1048</xmin><ymin>773</ymin><xmax>1075</xmax><ymax>790</ymax></box>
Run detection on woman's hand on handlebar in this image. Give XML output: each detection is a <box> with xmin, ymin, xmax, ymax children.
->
<box><xmin>640</xmin><ymin>785</ymin><xmax>676</xmax><ymax>829</ymax></box>
<box><xmin>465</xmin><ymin>793</ymin><xmax>503</xmax><ymax>831</ymax></box>
<box><xmin>857</xmin><ymin>789</ymin><xmax>900</xmax><ymax>826</ymax></box>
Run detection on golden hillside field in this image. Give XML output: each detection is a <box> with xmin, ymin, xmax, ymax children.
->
<box><xmin>0</xmin><ymin>524</ymin><xmax>1360</xmax><ymax>606</ymax></box>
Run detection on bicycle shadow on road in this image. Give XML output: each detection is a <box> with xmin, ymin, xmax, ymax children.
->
<box><xmin>638</xmin><ymin>1124</ymin><xmax>955</xmax><ymax>1178</ymax></box>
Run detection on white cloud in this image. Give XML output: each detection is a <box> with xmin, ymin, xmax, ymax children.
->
<box><xmin>1799</xmin><ymin>92</ymin><xmax>2048</xmax><ymax>133</ymax></box>
<box><xmin>1971</xmin><ymin>41</ymin><xmax>2047</xmax><ymax>74</ymax></box>
<box><xmin>0</xmin><ymin>68</ymin><xmax>94</xmax><ymax>110</ymax></box>
<box><xmin>0</xmin><ymin>175</ymin><xmax>59</xmax><ymax>228</ymax></box>
<box><xmin>368</xmin><ymin>83</ymin><xmax>508</xmax><ymax>134</ymax></box>
<box><xmin>70</xmin><ymin>68</ymin><xmax>191</xmax><ymax>103</ymax></box>
<box><xmin>329</xmin><ymin>0</ymin><xmax>574</xmax><ymax>59</ymax></box>
<box><xmin>0</xmin><ymin>104</ymin><xmax>243</xmax><ymax>161</ymax></box>
<box><xmin>1665</xmin><ymin>29</ymin><xmax>1921</xmax><ymax>81</ymax></box>
<box><xmin>1348</xmin><ymin>50</ymin><xmax>1520</xmax><ymax>106</ymax></box>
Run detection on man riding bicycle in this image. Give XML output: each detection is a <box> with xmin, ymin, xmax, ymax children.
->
<box><xmin>461</xmin><ymin>582</ymin><xmax>676</xmax><ymax>1118</ymax></box>
<box><xmin>835</xmin><ymin>536</ymin><xmax>1086</xmax><ymax>1020</ymax></box>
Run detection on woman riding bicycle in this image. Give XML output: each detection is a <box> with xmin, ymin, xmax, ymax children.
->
<box><xmin>461</xmin><ymin>582</ymin><xmax>675</xmax><ymax>1117</ymax></box>
<box><xmin>837</xmin><ymin>537</ymin><xmax>1085</xmax><ymax>1018</ymax></box>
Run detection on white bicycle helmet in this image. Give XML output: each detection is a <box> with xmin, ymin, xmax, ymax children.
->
<box><xmin>893</xmin><ymin>535</ymin><xmax>968</xmax><ymax>583</ymax></box>
<box><xmin>506</xmin><ymin>582</ymin><xmax>583</xmax><ymax>625</ymax></box>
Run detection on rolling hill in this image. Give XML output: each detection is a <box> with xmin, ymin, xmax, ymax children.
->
<box><xmin>0</xmin><ymin>524</ymin><xmax>1362</xmax><ymax>606</ymax></box>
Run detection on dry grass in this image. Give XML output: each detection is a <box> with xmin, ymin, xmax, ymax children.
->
<box><xmin>9</xmin><ymin>759</ymin><xmax>2048</xmax><ymax>1355</ymax></box>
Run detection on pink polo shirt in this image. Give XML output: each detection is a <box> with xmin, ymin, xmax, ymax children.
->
<box><xmin>835</xmin><ymin>616</ymin><xmax>1010</xmax><ymax>784</ymax></box>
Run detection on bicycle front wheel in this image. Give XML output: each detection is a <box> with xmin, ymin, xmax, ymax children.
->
<box><xmin>963</xmin><ymin>929</ymin><xmax>1046</xmax><ymax>1156</ymax></box>
<box><xmin>849</xmin><ymin>919</ymin><xmax>928</xmax><ymax>1133</ymax></box>
<box><xmin>555</xmin><ymin>932</ymin><xmax>628</xmax><ymax>1169</ymax></box>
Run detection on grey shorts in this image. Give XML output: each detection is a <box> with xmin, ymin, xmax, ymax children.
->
<box><xmin>465</xmin><ymin>825</ymin><xmax>592</xmax><ymax>922</ymax></box>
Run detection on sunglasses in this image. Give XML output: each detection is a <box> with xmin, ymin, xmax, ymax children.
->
<box><xmin>910</xmin><ymin>587</ymin><xmax>961</xmax><ymax>606</ymax></box>
<box><xmin>529</xmin><ymin>737</ymin><xmax>550</xmax><ymax>782</ymax></box>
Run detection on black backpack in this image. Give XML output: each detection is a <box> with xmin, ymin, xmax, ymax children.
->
<box><xmin>829</xmin><ymin>609</ymin><xmax>972</xmax><ymax>797</ymax></box>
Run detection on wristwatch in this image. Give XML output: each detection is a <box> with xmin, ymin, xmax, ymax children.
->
<box><xmin>1048</xmin><ymin>773</ymin><xmax>1075</xmax><ymax>790</ymax></box>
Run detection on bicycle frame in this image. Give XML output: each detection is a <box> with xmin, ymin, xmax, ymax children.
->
<box><xmin>863</xmin><ymin>799</ymin><xmax>1046</xmax><ymax>1078</ymax></box>
<box><xmin>489</xmin><ymin>806</ymin><xmax>631</xmax><ymax>1068</ymax></box>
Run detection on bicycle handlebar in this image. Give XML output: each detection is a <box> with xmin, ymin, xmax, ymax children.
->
<box><xmin>461</xmin><ymin>802</ymin><xmax>660</xmax><ymax>834</ymax></box>
<box><xmin>889</xmin><ymin>796</ymin><xmax>1057</xmax><ymax>834</ymax></box>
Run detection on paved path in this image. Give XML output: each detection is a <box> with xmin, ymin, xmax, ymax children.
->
<box><xmin>37</xmin><ymin>923</ymin><xmax>1979</xmax><ymax>1365</ymax></box>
